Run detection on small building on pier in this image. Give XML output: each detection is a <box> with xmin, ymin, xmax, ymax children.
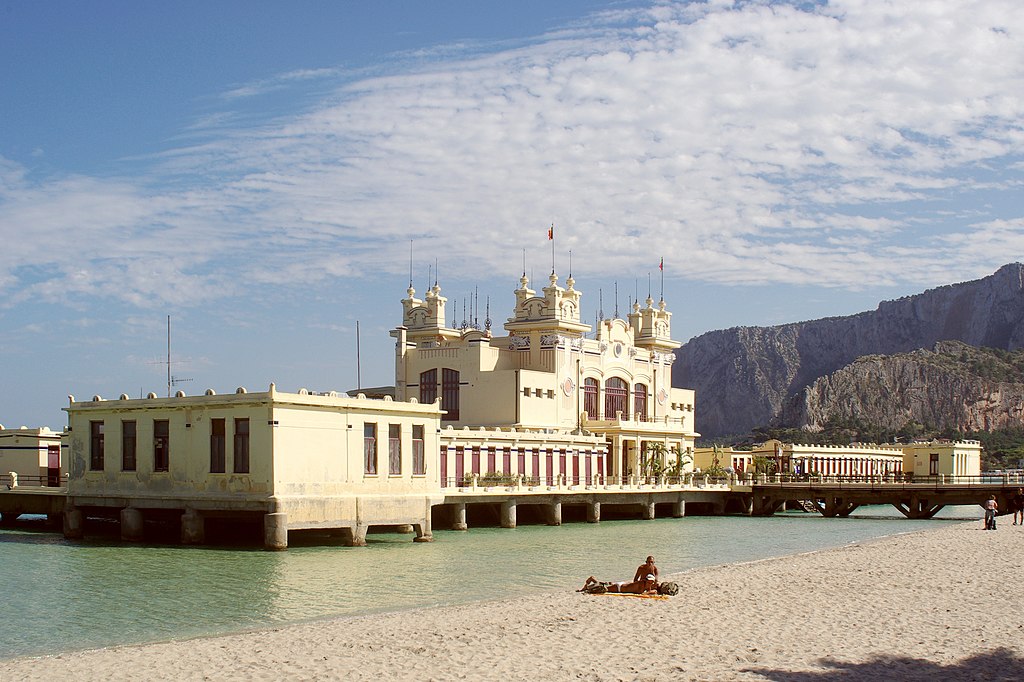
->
<box><xmin>63</xmin><ymin>386</ymin><xmax>442</xmax><ymax>548</ymax></box>
<box><xmin>0</xmin><ymin>425</ymin><xmax>65</xmax><ymax>487</ymax></box>
<box><xmin>902</xmin><ymin>439</ymin><xmax>982</xmax><ymax>477</ymax></box>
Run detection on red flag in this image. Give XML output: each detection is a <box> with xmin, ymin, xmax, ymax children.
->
<box><xmin>659</xmin><ymin>257</ymin><xmax>664</xmax><ymax>271</ymax></box>
<box><xmin>548</xmin><ymin>224</ymin><xmax>554</xmax><ymax>240</ymax></box>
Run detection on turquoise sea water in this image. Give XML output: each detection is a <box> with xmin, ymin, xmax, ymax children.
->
<box><xmin>0</xmin><ymin>506</ymin><xmax>979</xmax><ymax>660</ymax></box>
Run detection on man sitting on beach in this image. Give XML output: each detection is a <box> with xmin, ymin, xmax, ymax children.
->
<box><xmin>580</xmin><ymin>574</ymin><xmax>658</xmax><ymax>595</ymax></box>
<box><xmin>634</xmin><ymin>556</ymin><xmax>658</xmax><ymax>583</ymax></box>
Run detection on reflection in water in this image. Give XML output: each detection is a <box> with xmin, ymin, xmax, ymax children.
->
<box><xmin>0</xmin><ymin>506</ymin><xmax>978</xmax><ymax>659</ymax></box>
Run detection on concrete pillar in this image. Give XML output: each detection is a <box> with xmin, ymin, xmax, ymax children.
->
<box><xmin>547</xmin><ymin>501</ymin><xmax>562</xmax><ymax>526</ymax></box>
<box><xmin>587</xmin><ymin>502</ymin><xmax>601</xmax><ymax>523</ymax></box>
<box><xmin>500</xmin><ymin>500</ymin><xmax>517</xmax><ymax>528</ymax></box>
<box><xmin>451</xmin><ymin>503</ymin><xmax>468</xmax><ymax>531</ymax></box>
<box><xmin>181</xmin><ymin>508</ymin><xmax>205</xmax><ymax>545</ymax></box>
<box><xmin>673</xmin><ymin>499</ymin><xmax>686</xmax><ymax>518</ymax></box>
<box><xmin>642</xmin><ymin>501</ymin><xmax>656</xmax><ymax>520</ymax></box>
<box><xmin>413</xmin><ymin>521</ymin><xmax>433</xmax><ymax>543</ymax></box>
<box><xmin>264</xmin><ymin>512</ymin><xmax>288</xmax><ymax>550</ymax></box>
<box><xmin>63</xmin><ymin>506</ymin><xmax>83</xmax><ymax>539</ymax></box>
<box><xmin>120</xmin><ymin>507</ymin><xmax>144</xmax><ymax>542</ymax></box>
<box><xmin>348</xmin><ymin>522</ymin><xmax>368</xmax><ymax>547</ymax></box>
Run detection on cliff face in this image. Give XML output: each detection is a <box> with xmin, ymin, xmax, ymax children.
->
<box><xmin>675</xmin><ymin>263</ymin><xmax>1024</xmax><ymax>438</ymax></box>
<box><xmin>779</xmin><ymin>341</ymin><xmax>1024</xmax><ymax>433</ymax></box>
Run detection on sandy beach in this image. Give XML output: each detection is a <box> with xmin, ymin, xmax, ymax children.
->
<box><xmin>4</xmin><ymin>519</ymin><xmax>1022</xmax><ymax>681</ymax></box>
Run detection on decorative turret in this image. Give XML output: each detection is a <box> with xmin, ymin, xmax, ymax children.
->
<box><xmin>631</xmin><ymin>294</ymin><xmax>680</xmax><ymax>352</ymax></box>
<box><xmin>400</xmin><ymin>281</ymin><xmax>460</xmax><ymax>343</ymax></box>
<box><xmin>505</xmin><ymin>272</ymin><xmax>589</xmax><ymax>337</ymax></box>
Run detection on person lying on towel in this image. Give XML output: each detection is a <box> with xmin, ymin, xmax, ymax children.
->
<box><xmin>579</xmin><ymin>573</ymin><xmax>658</xmax><ymax>595</ymax></box>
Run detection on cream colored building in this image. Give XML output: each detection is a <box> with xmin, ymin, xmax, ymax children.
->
<box><xmin>0</xmin><ymin>425</ymin><xmax>64</xmax><ymax>487</ymax></box>
<box><xmin>64</xmin><ymin>385</ymin><xmax>442</xmax><ymax>548</ymax></box>
<box><xmin>695</xmin><ymin>438</ymin><xmax>984</xmax><ymax>479</ymax></box>
<box><xmin>902</xmin><ymin>439</ymin><xmax>982</xmax><ymax>477</ymax></box>
<box><xmin>392</xmin><ymin>272</ymin><xmax>697</xmax><ymax>483</ymax></box>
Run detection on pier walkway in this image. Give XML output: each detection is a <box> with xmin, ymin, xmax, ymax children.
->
<box><xmin>0</xmin><ymin>474</ymin><xmax>67</xmax><ymax>524</ymax></box>
<box><xmin>736</xmin><ymin>474</ymin><xmax>1024</xmax><ymax>519</ymax></box>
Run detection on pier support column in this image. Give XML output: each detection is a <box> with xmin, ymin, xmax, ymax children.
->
<box><xmin>347</xmin><ymin>522</ymin><xmax>368</xmax><ymax>547</ymax></box>
<box><xmin>587</xmin><ymin>502</ymin><xmax>601</xmax><ymax>523</ymax></box>
<box><xmin>451</xmin><ymin>503</ymin><xmax>468</xmax><ymax>531</ymax></box>
<box><xmin>413</xmin><ymin>499</ymin><xmax>433</xmax><ymax>542</ymax></box>
<box><xmin>264</xmin><ymin>512</ymin><xmax>288</xmax><ymax>550</ymax></box>
<box><xmin>547</xmin><ymin>502</ymin><xmax>562</xmax><ymax>526</ymax></box>
<box><xmin>181</xmin><ymin>508</ymin><xmax>205</xmax><ymax>545</ymax></box>
<box><xmin>642</xmin><ymin>501</ymin><xmax>656</xmax><ymax>520</ymax></box>
<box><xmin>500</xmin><ymin>501</ymin><xmax>517</xmax><ymax>528</ymax></box>
<box><xmin>413</xmin><ymin>521</ymin><xmax>433</xmax><ymax>543</ymax></box>
<box><xmin>120</xmin><ymin>507</ymin><xmax>144</xmax><ymax>542</ymax></box>
<box><xmin>63</xmin><ymin>505</ymin><xmax>83</xmax><ymax>539</ymax></box>
<box><xmin>673</xmin><ymin>499</ymin><xmax>686</xmax><ymax>518</ymax></box>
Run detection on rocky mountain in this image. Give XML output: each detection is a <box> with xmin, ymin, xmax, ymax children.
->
<box><xmin>674</xmin><ymin>263</ymin><xmax>1024</xmax><ymax>438</ymax></box>
<box><xmin>778</xmin><ymin>341</ymin><xmax>1024</xmax><ymax>433</ymax></box>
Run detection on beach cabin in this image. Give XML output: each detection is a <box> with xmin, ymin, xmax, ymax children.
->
<box><xmin>63</xmin><ymin>385</ymin><xmax>442</xmax><ymax>548</ymax></box>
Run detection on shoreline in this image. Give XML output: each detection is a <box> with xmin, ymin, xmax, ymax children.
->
<box><xmin>5</xmin><ymin>519</ymin><xmax>1022</xmax><ymax>681</ymax></box>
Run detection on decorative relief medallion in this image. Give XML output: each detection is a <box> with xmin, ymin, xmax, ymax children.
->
<box><xmin>613</xmin><ymin>342</ymin><xmax>623</xmax><ymax>357</ymax></box>
<box><xmin>509</xmin><ymin>335</ymin><xmax>530</xmax><ymax>349</ymax></box>
<box><xmin>657</xmin><ymin>388</ymin><xmax>668</xmax><ymax>405</ymax></box>
<box><xmin>562</xmin><ymin>377</ymin><xmax>575</xmax><ymax>397</ymax></box>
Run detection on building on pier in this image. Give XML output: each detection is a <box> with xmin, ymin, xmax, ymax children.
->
<box><xmin>902</xmin><ymin>439</ymin><xmax>982</xmax><ymax>477</ymax></box>
<box><xmin>63</xmin><ymin>385</ymin><xmax>442</xmax><ymax>548</ymax></box>
<box><xmin>61</xmin><ymin>271</ymin><xmax>698</xmax><ymax>548</ymax></box>
<box><xmin>694</xmin><ymin>438</ymin><xmax>982</xmax><ymax>478</ymax></box>
<box><xmin>0</xmin><ymin>425</ymin><xmax>65</xmax><ymax>487</ymax></box>
<box><xmin>392</xmin><ymin>271</ymin><xmax>697</xmax><ymax>484</ymax></box>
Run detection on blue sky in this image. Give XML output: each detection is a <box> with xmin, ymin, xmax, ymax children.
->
<box><xmin>2</xmin><ymin>0</ymin><xmax>1023</xmax><ymax>430</ymax></box>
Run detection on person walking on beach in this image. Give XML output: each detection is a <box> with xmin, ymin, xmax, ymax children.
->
<box><xmin>634</xmin><ymin>556</ymin><xmax>659</xmax><ymax>583</ymax></box>
<box><xmin>984</xmin><ymin>495</ymin><xmax>998</xmax><ymax>530</ymax></box>
<box><xmin>1014</xmin><ymin>488</ymin><xmax>1024</xmax><ymax>526</ymax></box>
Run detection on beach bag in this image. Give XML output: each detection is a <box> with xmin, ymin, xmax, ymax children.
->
<box><xmin>658</xmin><ymin>581</ymin><xmax>679</xmax><ymax>596</ymax></box>
<box><xmin>585</xmin><ymin>583</ymin><xmax>608</xmax><ymax>594</ymax></box>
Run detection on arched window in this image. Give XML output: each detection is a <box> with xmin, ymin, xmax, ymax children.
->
<box><xmin>604</xmin><ymin>377</ymin><xmax>628</xmax><ymax>420</ymax></box>
<box><xmin>583</xmin><ymin>378</ymin><xmax>599</xmax><ymax>419</ymax></box>
<box><xmin>419</xmin><ymin>369</ymin><xmax>437</xmax><ymax>405</ymax></box>
<box><xmin>442</xmin><ymin>368</ymin><xmax>460</xmax><ymax>421</ymax></box>
<box><xmin>633</xmin><ymin>383</ymin><xmax>648</xmax><ymax>421</ymax></box>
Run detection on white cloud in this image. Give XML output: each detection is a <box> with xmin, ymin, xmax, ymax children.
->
<box><xmin>2</xmin><ymin>0</ymin><xmax>1024</xmax><ymax>308</ymax></box>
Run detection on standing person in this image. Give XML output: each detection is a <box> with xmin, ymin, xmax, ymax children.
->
<box><xmin>1014</xmin><ymin>488</ymin><xmax>1024</xmax><ymax>526</ymax></box>
<box><xmin>634</xmin><ymin>556</ymin><xmax>659</xmax><ymax>583</ymax></box>
<box><xmin>984</xmin><ymin>495</ymin><xmax>998</xmax><ymax>530</ymax></box>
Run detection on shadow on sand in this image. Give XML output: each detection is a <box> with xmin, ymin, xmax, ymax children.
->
<box><xmin>748</xmin><ymin>648</ymin><xmax>1024</xmax><ymax>682</ymax></box>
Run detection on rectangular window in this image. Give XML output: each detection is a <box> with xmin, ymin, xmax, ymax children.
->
<box><xmin>487</xmin><ymin>446</ymin><xmax>496</xmax><ymax>474</ymax></box>
<box><xmin>442</xmin><ymin>368</ymin><xmax>460</xmax><ymax>420</ymax></box>
<box><xmin>153</xmin><ymin>420</ymin><xmax>169</xmax><ymax>472</ymax></box>
<box><xmin>389</xmin><ymin>424</ymin><xmax>402</xmax><ymax>475</ymax></box>
<box><xmin>234</xmin><ymin>418</ymin><xmax>250</xmax><ymax>474</ymax></box>
<box><xmin>121</xmin><ymin>420</ymin><xmax>136</xmax><ymax>471</ymax></box>
<box><xmin>471</xmin><ymin>446</ymin><xmax>481</xmax><ymax>475</ymax></box>
<box><xmin>210</xmin><ymin>418</ymin><xmax>226</xmax><ymax>473</ymax></box>
<box><xmin>364</xmin><ymin>423</ymin><xmax>377</xmax><ymax>475</ymax></box>
<box><xmin>90</xmin><ymin>421</ymin><xmax>105</xmax><ymax>471</ymax></box>
<box><xmin>412</xmin><ymin>424</ymin><xmax>425</xmax><ymax>475</ymax></box>
<box><xmin>929</xmin><ymin>453</ymin><xmax>939</xmax><ymax>476</ymax></box>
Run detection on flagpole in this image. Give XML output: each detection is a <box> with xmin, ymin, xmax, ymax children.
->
<box><xmin>660</xmin><ymin>257</ymin><xmax>665</xmax><ymax>300</ymax></box>
<box><xmin>550</xmin><ymin>222</ymin><xmax>555</xmax><ymax>275</ymax></box>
